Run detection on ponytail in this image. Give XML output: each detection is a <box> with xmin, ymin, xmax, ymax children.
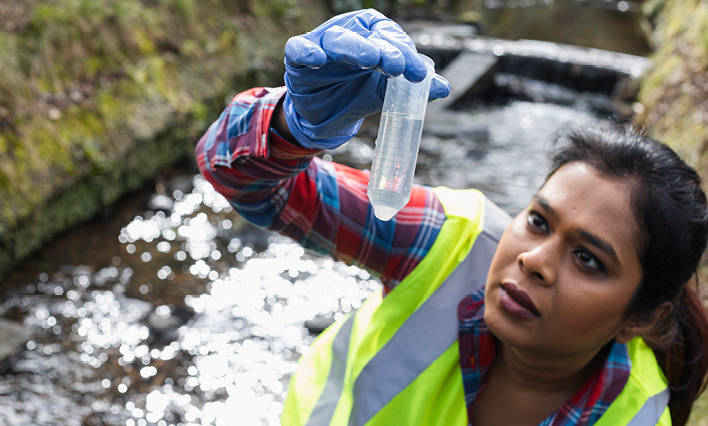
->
<box><xmin>651</xmin><ymin>282</ymin><xmax>708</xmax><ymax>426</ymax></box>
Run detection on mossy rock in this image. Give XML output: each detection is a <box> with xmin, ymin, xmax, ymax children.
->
<box><xmin>0</xmin><ymin>0</ymin><xmax>327</xmax><ymax>278</ymax></box>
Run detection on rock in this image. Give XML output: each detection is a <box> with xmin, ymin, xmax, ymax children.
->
<box><xmin>145</xmin><ymin>194</ymin><xmax>175</xmax><ymax>214</ymax></box>
<box><xmin>0</xmin><ymin>319</ymin><xmax>33</xmax><ymax>374</ymax></box>
<box><xmin>146</xmin><ymin>305</ymin><xmax>194</xmax><ymax>344</ymax></box>
<box><xmin>304</xmin><ymin>314</ymin><xmax>336</xmax><ymax>335</ymax></box>
<box><xmin>166</xmin><ymin>175</ymin><xmax>195</xmax><ymax>198</ymax></box>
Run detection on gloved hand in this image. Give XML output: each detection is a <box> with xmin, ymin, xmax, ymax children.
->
<box><xmin>282</xmin><ymin>9</ymin><xmax>451</xmax><ymax>149</ymax></box>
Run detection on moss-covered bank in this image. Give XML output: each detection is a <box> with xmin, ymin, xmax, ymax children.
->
<box><xmin>635</xmin><ymin>0</ymin><xmax>708</xmax><ymax>292</ymax></box>
<box><xmin>636</xmin><ymin>0</ymin><xmax>708</xmax><ymax>203</ymax></box>
<box><xmin>635</xmin><ymin>3</ymin><xmax>708</xmax><ymax>422</ymax></box>
<box><xmin>0</xmin><ymin>0</ymin><xmax>326</xmax><ymax>279</ymax></box>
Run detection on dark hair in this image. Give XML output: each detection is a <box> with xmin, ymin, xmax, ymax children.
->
<box><xmin>549</xmin><ymin>124</ymin><xmax>708</xmax><ymax>426</ymax></box>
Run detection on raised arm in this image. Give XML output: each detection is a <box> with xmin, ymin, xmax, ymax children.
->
<box><xmin>196</xmin><ymin>10</ymin><xmax>451</xmax><ymax>289</ymax></box>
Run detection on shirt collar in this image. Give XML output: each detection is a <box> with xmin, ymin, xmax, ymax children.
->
<box><xmin>457</xmin><ymin>287</ymin><xmax>631</xmax><ymax>426</ymax></box>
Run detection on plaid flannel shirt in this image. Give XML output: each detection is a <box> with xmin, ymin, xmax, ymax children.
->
<box><xmin>196</xmin><ymin>86</ymin><xmax>632</xmax><ymax>425</ymax></box>
<box><xmin>459</xmin><ymin>289</ymin><xmax>631</xmax><ymax>425</ymax></box>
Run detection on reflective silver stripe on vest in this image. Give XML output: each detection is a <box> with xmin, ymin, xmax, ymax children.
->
<box><xmin>305</xmin><ymin>314</ymin><xmax>356</xmax><ymax>426</ymax></box>
<box><xmin>348</xmin><ymin>198</ymin><xmax>510</xmax><ymax>426</ymax></box>
<box><xmin>626</xmin><ymin>387</ymin><xmax>670</xmax><ymax>426</ymax></box>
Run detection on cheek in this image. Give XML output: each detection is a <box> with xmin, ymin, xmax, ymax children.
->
<box><xmin>551</xmin><ymin>288</ymin><xmax>629</xmax><ymax>337</ymax></box>
<box><xmin>487</xmin><ymin>223</ymin><xmax>525</xmax><ymax>282</ymax></box>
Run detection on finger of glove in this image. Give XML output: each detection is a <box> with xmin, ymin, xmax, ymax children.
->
<box><xmin>429</xmin><ymin>74</ymin><xmax>451</xmax><ymax>101</ymax></box>
<box><xmin>285</xmin><ymin>36</ymin><xmax>328</xmax><ymax>68</ymax></box>
<box><xmin>306</xmin><ymin>9</ymin><xmax>386</xmax><ymax>36</ymax></box>
<box><xmin>367</xmin><ymin>37</ymin><xmax>405</xmax><ymax>77</ymax></box>
<box><xmin>291</xmin><ymin>9</ymin><xmax>379</xmax><ymax>60</ymax></box>
<box><xmin>320</xmin><ymin>26</ymin><xmax>381</xmax><ymax>68</ymax></box>
<box><xmin>371</xmin><ymin>20</ymin><xmax>426</xmax><ymax>82</ymax></box>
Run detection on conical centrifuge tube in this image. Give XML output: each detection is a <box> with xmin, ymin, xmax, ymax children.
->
<box><xmin>367</xmin><ymin>54</ymin><xmax>435</xmax><ymax>221</ymax></box>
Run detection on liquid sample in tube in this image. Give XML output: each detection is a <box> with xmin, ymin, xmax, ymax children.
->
<box><xmin>368</xmin><ymin>54</ymin><xmax>435</xmax><ymax>221</ymax></box>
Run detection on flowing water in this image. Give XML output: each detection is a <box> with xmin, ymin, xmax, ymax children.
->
<box><xmin>0</xmin><ymin>91</ymin><xmax>616</xmax><ymax>426</ymax></box>
<box><xmin>1</xmin><ymin>172</ymin><xmax>385</xmax><ymax>425</ymax></box>
<box><xmin>467</xmin><ymin>0</ymin><xmax>650</xmax><ymax>56</ymax></box>
<box><xmin>0</xmin><ymin>2</ymin><xmax>649</xmax><ymax>425</ymax></box>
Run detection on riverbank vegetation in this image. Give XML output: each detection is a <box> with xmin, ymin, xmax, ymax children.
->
<box><xmin>1</xmin><ymin>0</ymin><xmax>708</xmax><ymax>424</ymax></box>
<box><xmin>0</xmin><ymin>0</ymin><xmax>325</xmax><ymax>277</ymax></box>
<box><xmin>634</xmin><ymin>3</ymin><xmax>708</xmax><ymax>421</ymax></box>
<box><xmin>636</xmin><ymin>0</ymin><xmax>708</xmax><ymax>203</ymax></box>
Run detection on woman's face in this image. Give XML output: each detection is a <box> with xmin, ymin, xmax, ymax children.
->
<box><xmin>484</xmin><ymin>162</ymin><xmax>644</xmax><ymax>358</ymax></box>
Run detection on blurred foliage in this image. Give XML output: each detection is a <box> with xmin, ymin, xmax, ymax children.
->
<box><xmin>690</xmin><ymin>392</ymin><xmax>708</xmax><ymax>426</ymax></box>
<box><xmin>636</xmin><ymin>2</ymin><xmax>708</xmax><ymax>424</ymax></box>
<box><xmin>323</xmin><ymin>0</ymin><xmax>432</xmax><ymax>17</ymax></box>
<box><xmin>636</xmin><ymin>0</ymin><xmax>708</xmax><ymax>174</ymax></box>
<box><xmin>0</xmin><ymin>0</ymin><xmax>326</xmax><ymax>277</ymax></box>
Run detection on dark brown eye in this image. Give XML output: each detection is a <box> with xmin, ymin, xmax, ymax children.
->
<box><xmin>527</xmin><ymin>211</ymin><xmax>548</xmax><ymax>232</ymax></box>
<box><xmin>577</xmin><ymin>251</ymin><xmax>592</xmax><ymax>262</ymax></box>
<box><xmin>574</xmin><ymin>248</ymin><xmax>605</xmax><ymax>273</ymax></box>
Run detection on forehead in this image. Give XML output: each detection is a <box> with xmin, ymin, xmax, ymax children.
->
<box><xmin>539</xmin><ymin>162</ymin><xmax>641</xmax><ymax>254</ymax></box>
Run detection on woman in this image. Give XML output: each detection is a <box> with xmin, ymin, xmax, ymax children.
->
<box><xmin>196</xmin><ymin>9</ymin><xmax>708</xmax><ymax>426</ymax></box>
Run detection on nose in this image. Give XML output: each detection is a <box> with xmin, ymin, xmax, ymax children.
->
<box><xmin>517</xmin><ymin>243</ymin><xmax>556</xmax><ymax>286</ymax></box>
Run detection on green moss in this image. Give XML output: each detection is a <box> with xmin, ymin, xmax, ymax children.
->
<box><xmin>253</xmin><ymin>0</ymin><xmax>297</xmax><ymax>21</ymax></box>
<box><xmin>0</xmin><ymin>141</ymin><xmax>10</xmax><ymax>191</ymax></box>
<box><xmin>0</xmin><ymin>117</ymin><xmax>191</xmax><ymax>276</ymax></box>
<box><xmin>171</xmin><ymin>0</ymin><xmax>198</xmax><ymax>28</ymax></box>
<box><xmin>637</xmin><ymin>2</ymin><xmax>708</xmax><ymax>337</ymax></box>
<box><xmin>696</xmin><ymin>5</ymin><xmax>708</xmax><ymax>65</ymax></box>
<box><xmin>637</xmin><ymin>52</ymin><xmax>680</xmax><ymax>101</ymax></box>
<box><xmin>133</xmin><ymin>29</ymin><xmax>157</xmax><ymax>55</ymax></box>
<box><xmin>0</xmin><ymin>0</ymin><xmax>328</xmax><ymax>278</ymax></box>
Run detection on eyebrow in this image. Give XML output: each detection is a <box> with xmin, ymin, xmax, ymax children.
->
<box><xmin>532</xmin><ymin>195</ymin><xmax>620</xmax><ymax>263</ymax></box>
<box><xmin>578</xmin><ymin>229</ymin><xmax>619</xmax><ymax>263</ymax></box>
<box><xmin>533</xmin><ymin>195</ymin><xmax>554</xmax><ymax>215</ymax></box>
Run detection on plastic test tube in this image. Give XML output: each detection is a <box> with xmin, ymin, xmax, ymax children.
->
<box><xmin>367</xmin><ymin>54</ymin><xmax>435</xmax><ymax>221</ymax></box>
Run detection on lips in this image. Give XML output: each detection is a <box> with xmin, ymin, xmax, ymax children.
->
<box><xmin>499</xmin><ymin>282</ymin><xmax>540</xmax><ymax>317</ymax></box>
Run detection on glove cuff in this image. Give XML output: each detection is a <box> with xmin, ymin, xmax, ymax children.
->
<box><xmin>283</xmin><ymin>94</ymin><xmax>362</xmax><ymax>150</ymax></box>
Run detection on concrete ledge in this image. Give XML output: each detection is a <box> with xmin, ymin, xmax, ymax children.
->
<box><xmin>411</xmin><ymin>26</ymin><xmax>650</xmax><ymax>94</ymax></box>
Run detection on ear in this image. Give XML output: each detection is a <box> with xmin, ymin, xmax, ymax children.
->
<box><xmin>614</xmin><ymin>302</ymin><xmax>673</xmax><ymax>344</ymax></box>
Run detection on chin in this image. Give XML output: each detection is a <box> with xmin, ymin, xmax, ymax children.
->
<box><xmin>483</xmin><ymin>296</ymin><xmax>536</xmax><ymax>349</ymax></box>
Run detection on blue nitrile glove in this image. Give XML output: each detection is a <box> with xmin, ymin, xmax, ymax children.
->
<box><xmin>283</xmin><ymin>9</ymin><xmax>451</xmax><ymax>149</ymax></box>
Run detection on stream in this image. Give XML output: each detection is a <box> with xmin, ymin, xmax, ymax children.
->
<box><xmin>0</xmin><ymin>1</ymin><xmax>649</xmax><ymax>425</ymax></box>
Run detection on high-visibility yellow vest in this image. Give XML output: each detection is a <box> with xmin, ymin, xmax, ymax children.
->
<box><xmin>281</xmin><ymin>187</ymin><xmax>670</xmax><ymax>426</ymax></box>
<box><xmin>595</xmin><ymin>337</ymin><xmax>671</xmax><ymax>425</ymax></box>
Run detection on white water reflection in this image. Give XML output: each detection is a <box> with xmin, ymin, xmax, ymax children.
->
<box><xmin>0</xmin><ymin>172</ymin><xmax>376</xmax><ymax>425</ymax></box>
<box><xmin>0</xmin><ymin>61</ymin><xmax>625</xmax><ymax>424</ymax></box>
